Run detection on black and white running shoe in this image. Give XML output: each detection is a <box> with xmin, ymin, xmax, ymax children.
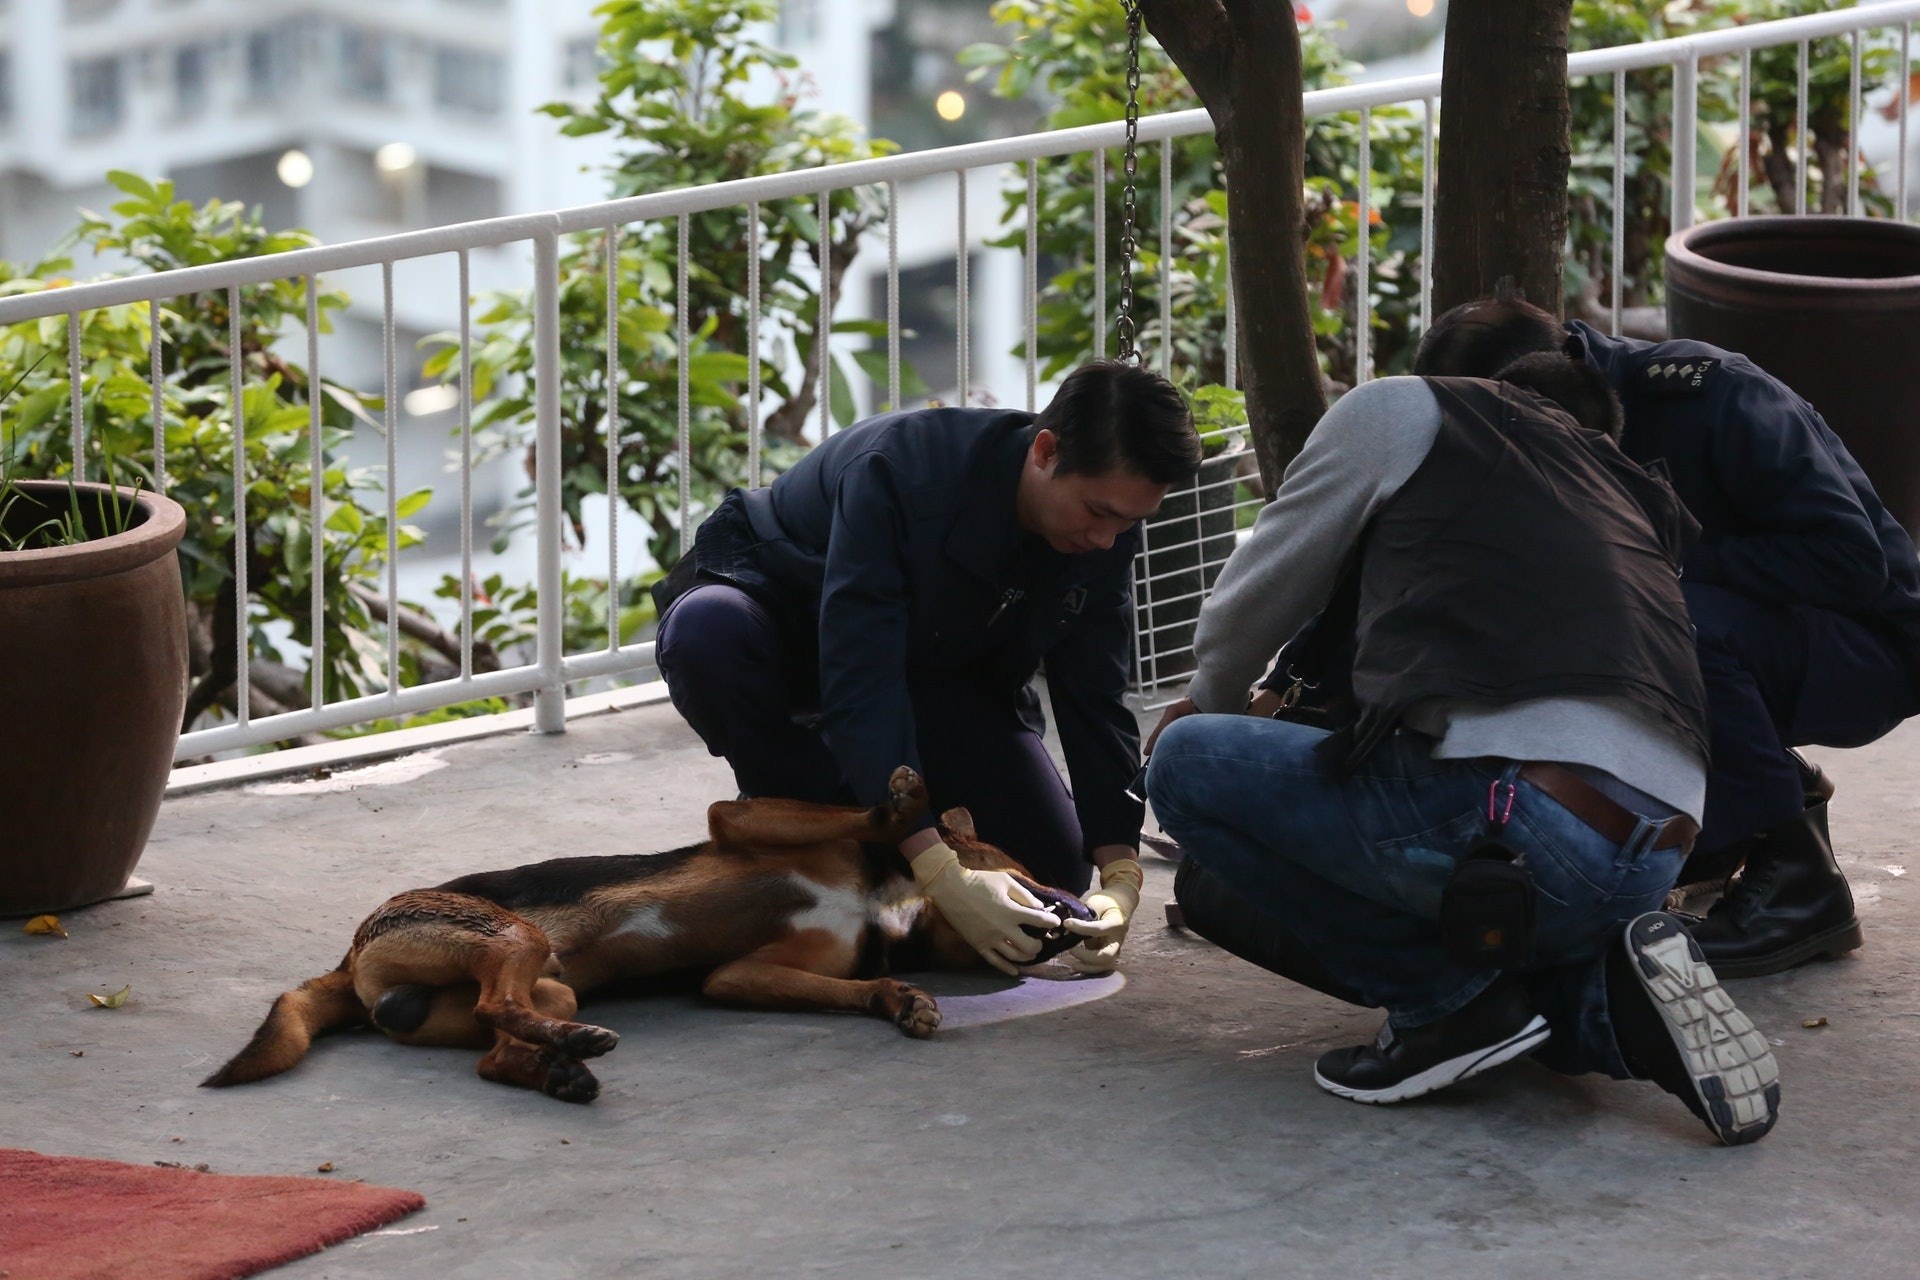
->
<box><xmin>1619</xmin><ymin>911</ymin><xmax>1781</xmax><ymax>1145</ymax></box>
<box><xmin>1314</xmin><ymin>977</ymin><xmax>1549</xmax><ymax>1105</ymax></box>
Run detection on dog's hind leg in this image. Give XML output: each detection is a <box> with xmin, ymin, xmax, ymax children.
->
<box><xmin>477</xmin><ymin>1036</ymin><xmax>601</xmax><ymax>1104</ymax></box>
<box><xmin>478</xmin><ymin>977</ymin><xmax>600</xmax><ymax>1103</ymax></box>
<box><xmin>468</xmin><ymin>929</ymin><xmax>619</xmax><ymax>1062</ymax></box>
<box><xmin>352</xmin><ymin>897</ymin><xmax>616</xmax><ymax>1062</ymax></box>
<box><xmin>378</xmin><ymin>977</ymin><xmax>582</xmax><ymax>1050</ymax></box>
<box><xmin>379</xmin><ymin>978</ymin><xmax>603</xmax><ymax>1102</ymax></box>
<box><xmin>701</xmin><ymin>932</ymin><xmax>941</xmax><ymax>1039</ymax></box>
<box><xmin>707</xmin><ymin>765</ymin><xmax>928</xmax><ymax>849</ymax></box>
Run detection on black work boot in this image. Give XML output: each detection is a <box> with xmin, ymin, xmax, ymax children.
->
<box><xmin>1678</xmin><ymin>751</ymin><xmax>1835</xmax><ymax>886</ymax></box>
<box><xmin>1686</xmin><ymin>803</ymin><xmax>1863</xmax><ymax>979</ymax></box>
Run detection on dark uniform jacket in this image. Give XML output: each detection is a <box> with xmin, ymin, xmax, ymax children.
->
<box><xmin>658</xmin><ymin>406</ymin><xmax>1144</xmax><ymax>852</ymax></box>
<box><xmin>1568</xmin><ymin>320</ymin><xmax>1920</xmax><ymax>677</ymax></box>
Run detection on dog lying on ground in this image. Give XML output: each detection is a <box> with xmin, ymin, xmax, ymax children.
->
<box><xmin>203</xmin><ymin>766</ymin><xmax>1090</xmax><ymax>1103</ymax></box>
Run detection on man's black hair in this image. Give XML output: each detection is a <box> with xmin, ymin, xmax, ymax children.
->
<box><xmin>1494</xmin><ymin>351</ymin><xmax>1625</xmax><ymax>440</ymax></box>
<box><xmin>1412</xmin><ymin>288</ymin><xmax>1567</xmax><ymax>379</ymax></box>
<box><xmin>1036</xmin><ymin>359</ymin><xmax>1201</xmax><ymax>486</ymax></box>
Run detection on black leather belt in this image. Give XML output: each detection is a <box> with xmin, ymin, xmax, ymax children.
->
<box><xmin>1517</xmin><ymin>761</ymin><xmax>1698</xmax><ymax>852</ymax></box>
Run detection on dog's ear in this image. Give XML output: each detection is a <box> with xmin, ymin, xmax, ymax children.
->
<box><xmin>939</xmin><ymin>807</ymin><xmax>977</xmax><ymax>840</ymax></box>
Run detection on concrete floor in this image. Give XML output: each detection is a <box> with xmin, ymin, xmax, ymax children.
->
<box><xmin>5</xmin><ymin>703</ymin><xmax>1919</xmax><ymax>1280</ymax></box>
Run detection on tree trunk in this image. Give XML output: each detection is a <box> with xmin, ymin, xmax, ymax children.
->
<box><xmin>1138</xmin><ymin>0</ymin><xmax>1325</xmax><ymax>494</ymax></box>
<box><xmin>1431</xmin><ymin>0</ymin><xmax>1573</xmax><ymax>317</ymax></box>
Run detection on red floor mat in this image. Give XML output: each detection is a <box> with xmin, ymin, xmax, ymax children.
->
<box><xmin>0</xmin><ymin>1147</ymin><xmax>425</xmax><ymax>1280</ymax></box>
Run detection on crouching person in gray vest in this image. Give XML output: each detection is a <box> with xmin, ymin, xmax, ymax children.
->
<box><xmin>1145</xmin><ymin>356</ymin><xmax>1782</xmax><ymax>1144</ymax></box>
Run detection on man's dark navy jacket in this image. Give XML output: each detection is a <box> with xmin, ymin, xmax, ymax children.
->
<box><xmin>674</xmin><ymin>405</ymin><xmax>1144</xmax><ymax>853</ymax></box>
<box><xmin>1568</xmin><ymin>320</ymin><xmax>1920</xmax><ymax>676</ymax></box>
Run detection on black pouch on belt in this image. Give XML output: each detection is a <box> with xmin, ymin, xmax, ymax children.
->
<box><xmin>1440</xmin><ymin>837</ymin><xmax>1537</xmax><ymax>970</ymax></box>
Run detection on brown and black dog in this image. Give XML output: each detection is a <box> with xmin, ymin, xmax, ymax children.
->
<box><xmin>204</xmin><ymin>766</ymin><xmax>1091</xmax><ymax>1103</ymax></box>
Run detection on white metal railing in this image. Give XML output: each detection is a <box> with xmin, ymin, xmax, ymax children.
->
<box><xmin>1</xmin><ymin>1</ymin><xmax>1915</xmax><ymax>753</ymax></box>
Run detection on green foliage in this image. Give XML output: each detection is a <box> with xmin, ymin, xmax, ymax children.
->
<box><xmin>441</xmin><ymin>0</ymin><xmax>908</xmax><ymax>571</ymax></box>
<box><xmin>0</xmin><ymin>176</ymin><xmax>454</xmax><ymax>714</ymax></box>
<box><xmin>962</xmin><ymin>0</ymin><xmax>1427</xmax><ymax>395</ymax></box>
<box><xmin>1567</xmin><ymin>0</ymin><xmax>1901</xmax><ymax>311</ymax></box>
<box><xmin>0</xmin><ymin>464</ymin><xmax>144</xmax><ymax>552</ymax></box>
<box><xmin>434</xmin><ymin>569</ymin><xmax>662</xmax><ymax>660</ymax></box>
<box><xmin>972</xmin><ymin>0</ymin><xmax>1906</xmax><ymax>362</ymax></box>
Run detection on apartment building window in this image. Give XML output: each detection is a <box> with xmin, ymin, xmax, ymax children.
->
<box><xmin>247</xmin><ymin>29</ymin><xmax>296</xmax><ymax>102</ymax></box>
<box><xmin>339</xmin><ymin>27</ymin><xmax>391</xmax><ymax>103</ymax></box>
<box><xmin>777</xmin><ymin>0</ymin><xmax>821</xmax><ymax>45</ymax></box>
<box><xmin>173</xmin><ymin>43</ymin><xmax>209</xmax><ymax>117</ymax></box>
<box><xmin>65</xmin><ymin>0</ymin><xmax>121</xmax><ymax>22</ymax></box>
<box><xmin>433</xmin><ymin>45</ymin><xmax>504</xmax><ymax>117</ymax></box>
<box><xmin>0</xmin><ymin>51</ymin><xmax>13</xmax><ymax>134</ymax></box>
<box><xmin>561</xmin><ymin>34</ymin><xmax>603</xmax><ymax>92</ymax></box>
<box><xmin>69</xmin><ymin>55</ymin><xmax>123</xmax><ymax>138</ymax></box>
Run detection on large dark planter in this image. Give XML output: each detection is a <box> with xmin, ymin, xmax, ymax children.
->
<box><xmin>1665</xmin><ymin>216</ymin><xmax>1920</xmax><ymax>540</ymax></box>
<box><xmin>0</xmin><ymin>483</ymin><xmax>188</xmax><ymax>915</ymax></box>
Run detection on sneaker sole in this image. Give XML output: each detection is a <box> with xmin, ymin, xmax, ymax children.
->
<box><xmin>1627</xmin><ymin>913</ymin><xmax>1781</xmax><ymax>1145</ymax></box>
<box><xmin>1313</xmin><ymin>1015</ymin><xmax>1550</xmax><ymax>1105</ymax></box>
<box><xmin>1700</xmin><ymin>916</ymin><xmax>1864</xmax><ymax>980</ymax></box>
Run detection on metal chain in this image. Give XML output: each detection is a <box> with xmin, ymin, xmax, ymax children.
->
<box><xmin>1114</xmin><ymin>0</ymin><xmax>1143</xmax><ymax>365</ymax></box>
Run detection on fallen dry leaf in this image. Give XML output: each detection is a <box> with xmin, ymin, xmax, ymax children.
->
<box><xmin>316</xmin><ymin>1161</ymin><xmax>334</xmax><ymax>1173</ymax></box>
<box><xmin>88</xmin><ymin>985</ymin><xmax>132</xmax><ymax>1009</ymax></box>
<box><xmin>23</xmin><ymin>915</ymin><xmax>67</xmax><ymax>938</ymax></box>
<box><xmin>1803</xmin><ymin>1017</ymin><xmax>1829</xmax><ymax>1029</ymax></box>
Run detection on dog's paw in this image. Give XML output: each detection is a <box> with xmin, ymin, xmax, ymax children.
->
<box><xmin>557</xmin><ymin>1022</ymin><xmax>619</xmax><ymax>1060</ymax></box>
<box><xmin>540</xmin><ymin>1053</ymin><xmax>602</xmax><ymax>1104</ymax></box>
<box><xmin>878</xmin><ymin>766</ymin><xmax>927</xmax><ymax>827</ymax></box>
<box><xmin>892</xmin><ymin>988</ymin><xmax>941</xmax><ymax>1040</ymax></box>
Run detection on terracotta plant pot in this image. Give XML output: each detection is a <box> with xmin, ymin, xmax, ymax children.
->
<box><xmin>0</xmin><ymin>482</ymin><xmax>188</xmax><ymax>915</ymax></box>
<box><xmin>1665</xmin><ymin>215</ymin><xmax>1920</xmax><ymax>540</ymax></box>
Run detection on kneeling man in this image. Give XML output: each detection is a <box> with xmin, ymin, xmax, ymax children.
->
<box><xmin>1147</xmin><ymin>358</ymin><xmax>1780</xmax><ymax>1144</ymax></box>
<box><xmin>655</xmin><ymin>360</ymin><xmax>1199</xmax><ymax>976</ymax></box>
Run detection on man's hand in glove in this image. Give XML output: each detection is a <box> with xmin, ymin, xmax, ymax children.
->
<box><xmin>1061</xmin><ymin>857</ymin><xmax>1144</xmax><ymax>975</ymax></box>
<box><xmin>908</xmin><ymin>839</ymin><xmax>1062</xmax><ymax>976</ymax></box>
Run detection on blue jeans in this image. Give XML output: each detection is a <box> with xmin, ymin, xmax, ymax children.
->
<box><xmin>1147</xmin><ymin>716</ymin><xmax>1687</xmax><ymax>1079</ymax></box>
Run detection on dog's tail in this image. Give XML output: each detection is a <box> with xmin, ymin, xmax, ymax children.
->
<box><xmin>201</xmin><ymin>960</ymin><xmax>364</xmax><ymax>1088</ymax></box>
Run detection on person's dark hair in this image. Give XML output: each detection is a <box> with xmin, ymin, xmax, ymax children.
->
<box><xmin>1412</xmin><ymin>288</ymin><xmax>1566</xmax><ymax>379</ymax></box>
<box><xmin>1494</xmin><ymin>351</ymin><xmax>1624</xmax><ymax>440</ymax></box>
<box><xmin>1036</xmin><ymin>359</ymin><xmax>1200</xmax><ymax>485</ymax></box>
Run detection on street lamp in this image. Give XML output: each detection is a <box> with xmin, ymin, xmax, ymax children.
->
<box><xmin>277</xmin><ymin>149</ymin><xmax>314</xmax><ymax>188</ymax></box>
<box><xmin>375</xmin><ymin>142</ymin><xmax>418</xmax><ymax>174</ymax></box>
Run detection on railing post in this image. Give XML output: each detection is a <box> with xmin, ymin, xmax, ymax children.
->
<box><xmin>1672</xmin><ymin>51</ymin><xmax>1699</xmax><ymax>234</ymax></box>
<box><xmin>532</xmin><ymin>223</ymin><xmax>568</xmax><ymax>734</ymax></box>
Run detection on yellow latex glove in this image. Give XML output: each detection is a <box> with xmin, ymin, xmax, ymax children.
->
<box><xmin>1061</xmin><ymin>857</ymin><xmax>1144</xmax><ymax>975</ymax></box>
<box><xmin>911</xmin><ymin>841</ymin><xmax>1062</xmax><ymax>976</ymax></box>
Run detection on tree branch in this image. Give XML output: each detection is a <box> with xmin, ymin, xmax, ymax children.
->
<box><xmin>1136</xmin><ymin>0</ymin><xmax>1233</xmax><ymax>117</ymax></box>
<box><xmin>349</xmin><ymin>583</ymin><xmax>502</xmax><ymax>674</ymax></box>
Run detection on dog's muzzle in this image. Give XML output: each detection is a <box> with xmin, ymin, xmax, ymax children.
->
<box><xmin>1015</xmin><ymin>877</ymin><xmax>1097</xmax><ymax>962</ymax></box>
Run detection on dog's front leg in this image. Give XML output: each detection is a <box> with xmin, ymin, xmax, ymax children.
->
<box><xmin>702</xmin><ymin>956</ymin><xmax>941</xmax><ymax>1039</ymax></box>
<box><xmin>707</xmin><ymin>765</ymin><xmax>929</xmax><ymax>850</ymax></box>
